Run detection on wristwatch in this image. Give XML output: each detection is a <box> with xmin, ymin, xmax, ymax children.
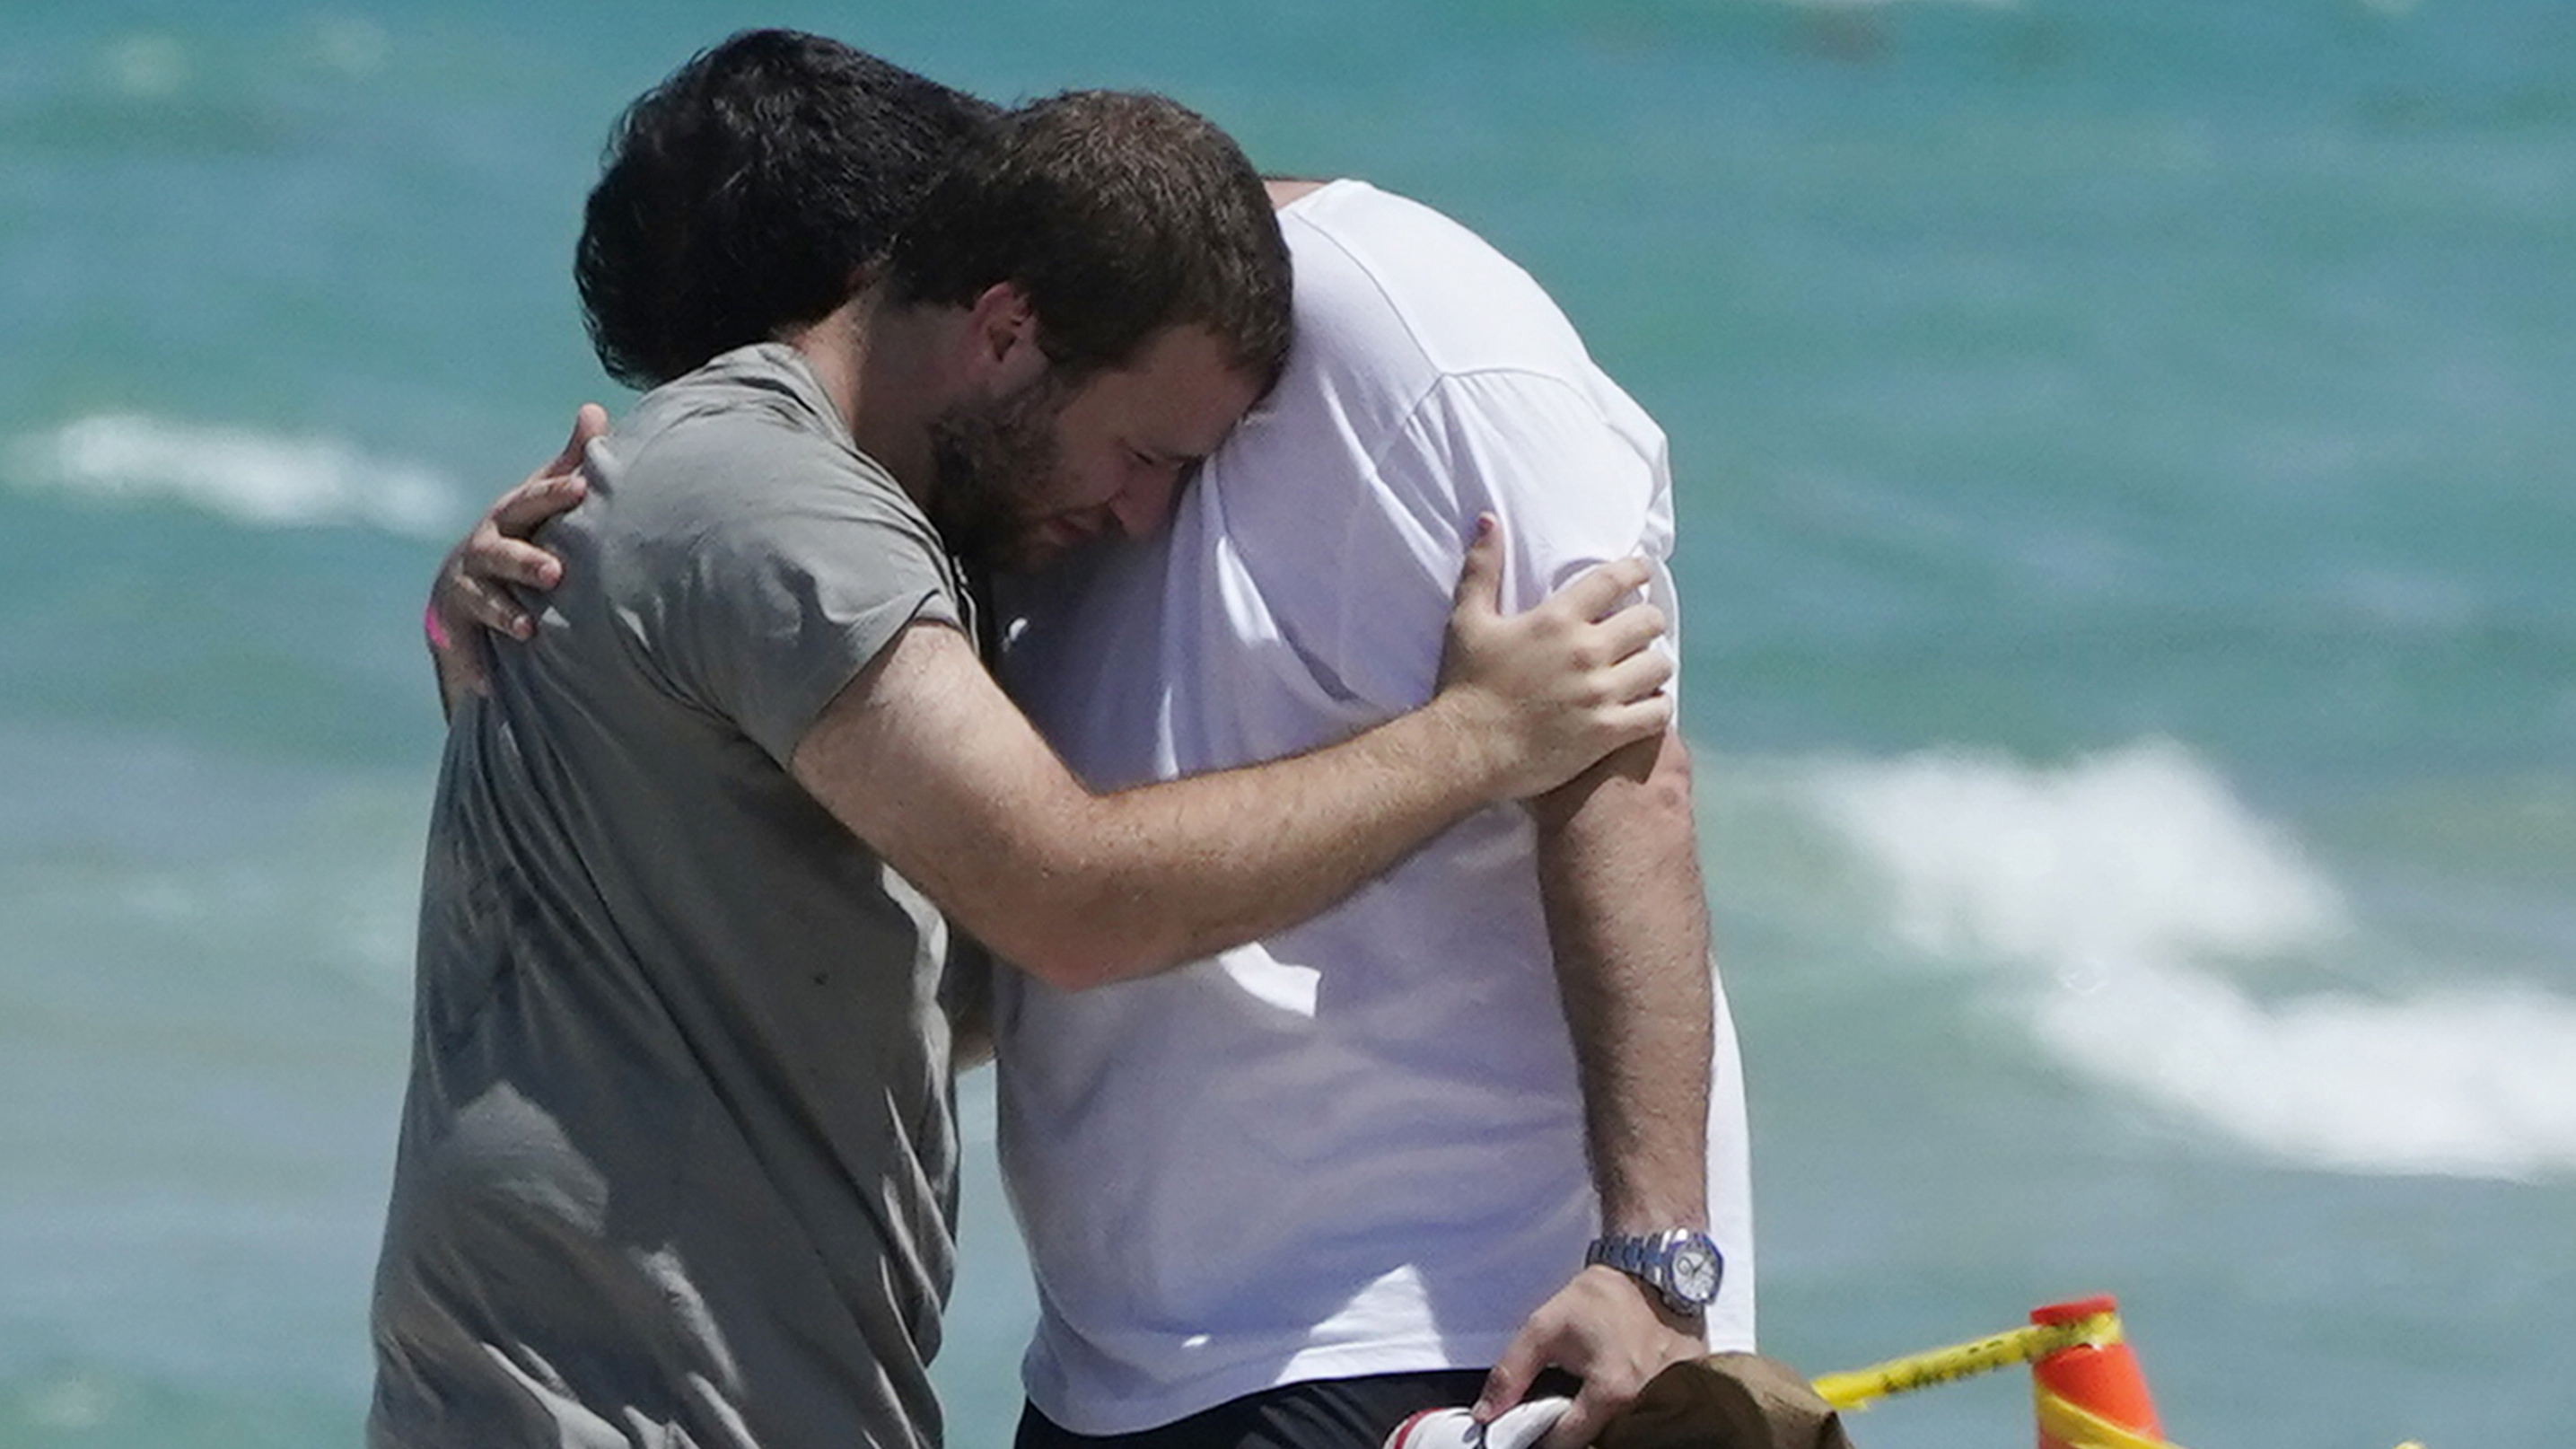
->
<box><xmin>1585</xmin><ymin>1229</ymin><xmax>1723</xmax><ymax>1315</ymax></box>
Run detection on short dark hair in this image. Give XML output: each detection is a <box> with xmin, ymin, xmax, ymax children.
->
<box><xmin>889</xmin><ymin>91</ymin><xmax>1292</xmax><ymax>392</ymax></box>
<box><xmin>574</xmin><ymin>30</ymin><xmax>998</xmax><ymax>390</ymax></box>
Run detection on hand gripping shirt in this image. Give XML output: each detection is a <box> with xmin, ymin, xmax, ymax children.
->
<box><xmin>995</xmin><ymin>181</ymin><xmax>1756</xmax><ymax>1436</ymax></box>
<box><xmin>371</xmin><ymin>344</ymin><xmax>968</xmax><ymax>1449</ymax></box>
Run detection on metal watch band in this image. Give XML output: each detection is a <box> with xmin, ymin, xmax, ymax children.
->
<box><xmin>1585</xmin><ymin>1228</ymin><xmax>1721</xmax><ymax>1313</ymax></box>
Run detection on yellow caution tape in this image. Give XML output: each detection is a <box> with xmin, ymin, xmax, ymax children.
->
<box><xmin>1811</xmin><ymin>1309</ymin><xmax>2121</xmax><ymax>1410</ymax></box>
<box><xmin>1811</xmin><ymin>1309</ymin><xmax>2426</xmax><ymax>1449</ymax></box>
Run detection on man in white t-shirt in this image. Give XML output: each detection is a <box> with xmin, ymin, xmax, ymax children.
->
<box><xmin>436</xmin><ymin>54</ymin><xmax>1749</xmax><ymax>1449</ymax></box>
<box><xmin>993</xmin><ymin>179</ymin><xmax>1750</xmax><ymax>1449</ymax></box>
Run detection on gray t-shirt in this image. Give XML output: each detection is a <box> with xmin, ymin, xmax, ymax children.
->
<box><xmin>372</xmin><ymin>344</ymin><xmax>968</xmax><ymax>1449</ymax></box>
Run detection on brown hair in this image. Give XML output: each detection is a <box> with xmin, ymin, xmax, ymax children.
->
<box><xmin>889</xmin><ymin>90</ymin><xmax>1292</xmax><ymax>392</ymax></box>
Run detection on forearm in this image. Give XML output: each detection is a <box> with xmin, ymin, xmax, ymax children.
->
<box><xmin>795</xmin><ymin>624</ymin><xmax>1530</xmax><ymax>993</ymax></box>
<box><xmin>807</xmin><ymin>531</ymin><xmax>1671</xmax><ymax>992</ymax></box>
<box><xmin>1533</xmin><ymin>726</ymin><xmax>1713</xmax><ymax>1232</ymax></box>
<box><xmin>998</xmin><ymin>699</ymin><xmax>1503</xmax><ymax>988</ymax></box>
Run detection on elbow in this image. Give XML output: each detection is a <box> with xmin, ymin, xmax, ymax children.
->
<box><xmin>1535</xmin><ymin>729</ymin><xmax>1697</xmax><ymax>831</ymax></box>
<box><xmin>1637</xmin><ymin>734</ymin><xmax>1697</xmax><ymax>821</ymax></box>
<box><xmin>1004</xmin><ymin>944</ymin><xmax>1176</xmax><ymax>996</ymax></box>
<box><xmin>1007</xmin><ymin>939</ymin><xmax>1131</xmax><ymax>993</ymax></box>
<box><xmin>979</xmin><ymin>890</ymin><xmax>1182</xmax><ymax>993</ymax></box>
<box><xmin>941</xmin><ymin>816</ymin><xmax>1210</xmax><ymax>992</ymax></box>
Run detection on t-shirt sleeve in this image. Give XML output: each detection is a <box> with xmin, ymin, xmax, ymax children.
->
<box><xmin>626</xmin><ymin>428</ymin><xmax>963</xmax><ymax>768</ymax></box>
<box><xmin>1292</xmin><ymin>368</ymin><xmax>1678</xmax><ymax>712</ymax></box>
<box><xmin>1413</xmin><ymin>368</ymin><xmax>1677</xmax><ymax>609</ymax></box>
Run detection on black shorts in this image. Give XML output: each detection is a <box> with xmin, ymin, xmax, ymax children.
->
<box><xmin>1012</xmin><ymin>1368</ymin><xmax>1583</xmax><ymax>1449</ymax></box>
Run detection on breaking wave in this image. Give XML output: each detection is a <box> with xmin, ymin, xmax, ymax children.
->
<box><xmin>1801</xmin><ymin>738</ymin><xmax>2576</xmax><ymax>1181</ymax></box>
<box><xmin>8</xmin><ymin>413</ymin><xmax>462</xmax><ymax>538</ymax></box>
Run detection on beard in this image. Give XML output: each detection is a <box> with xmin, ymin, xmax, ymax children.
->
<box><xmin>924</xmin><ymin>368</ymin><xmax>1075</xmax><ymax>573</ymax></box>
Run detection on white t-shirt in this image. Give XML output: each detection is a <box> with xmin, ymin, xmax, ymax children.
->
<box><xmin>994</xmin><ymin>180</ymin><xmax>1754</xmax><ymax>1436</ymax></box>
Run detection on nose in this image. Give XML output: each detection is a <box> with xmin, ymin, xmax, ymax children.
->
<box><xmin>1106</xmin><ymin>459</ymin><xmax>1186</xmax><ymax>538</ymax></box>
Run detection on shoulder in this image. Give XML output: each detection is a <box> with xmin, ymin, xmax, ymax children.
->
<box><xmin>1280</xmin><ymin>181</ymin><xmax>1590</xmax><ymax>382</ymax></box>
<box><xmin>600</xmin><ymin>347</ymin><xmax>942</xmax><ymax>571</ymax></box>
<box><xmin>625</xmin><ymin>346</ymin><xmax>884</xmax><ymax>495</ymax></box>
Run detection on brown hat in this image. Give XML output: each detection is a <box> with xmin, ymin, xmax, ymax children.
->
<box><xmin>1594</xmin><ymin>1353</ymin><xmax>1858</xmax><ymax>1449</ymax></box>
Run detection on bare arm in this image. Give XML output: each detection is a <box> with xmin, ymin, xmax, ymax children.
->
<box><xmin>424</xmin><ymin>405</ymin><xmax>603</xmax><ymax>716</ymax></box>
<box><xmin>1537</xmin><ymin>726</ymin><xmax>1713</xmax><ymax>1235</ymax></box>
<box><xmin>423</xmin><ymin>420</ymin><xmax>1674</xmax><ymax>985</ymax></box>
<box><xmin>790</xmin><ymin>528</ymin><xmax>1674</xmax><ymax>991</ymax></box>
<box><xmin>1477</xmin><ymin>725</ymin><xmax>1717</xmax><ymax>1448</ymax></box>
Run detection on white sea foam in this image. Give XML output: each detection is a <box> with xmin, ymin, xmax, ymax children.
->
<box><xmin>1809</xmin><ymin>738</ymin><xmax>2350</xmax><ymax>976</ymax></box>
<box><xmin>8</xmin><ymin>413</ymin><xmax>462</xmax><ymax>538</ymax></box>
<box><xmin>2032</xmin><ymin>958</ymin><xmax>2576</xmax><ymax>1181</ymax></box>
<box><xmin>1805</xmin><ymin>738</ymin><xmax>2576</xmax><ymax>1181</ymax></box>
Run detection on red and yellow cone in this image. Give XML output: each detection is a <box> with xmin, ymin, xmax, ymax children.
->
<box><xmin>2029</xmin><ymin>1296</ymin><xmax>2165</xmax><ymax>1449</ymax></box>
<box><xmin>1809</xmin><ymin>1294</ymin><xmax>2427</xmax><ymax>1449</ymax></box>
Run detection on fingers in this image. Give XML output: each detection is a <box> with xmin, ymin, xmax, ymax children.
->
<box><xmin>1601</xmin><ymin>645</ymin><xmax>1676</xmax><ymax>707</ymax></box>
<box><xmin>1450</xmin><ymin>513</ymin><xmax>1505</xmax><ymax>620</ymax></box>
<box><xmin>1471</xmin><ymin>1326</ymin><xmax>1547</xmax><ymax>1424</ymax></box>
<box><xmin>557</xmin><ymin>401</ymin><xmax>609</xmax><ymax>468</ymax></box>
<box><xmin>1477</xmin><ymin>1271</ymin><xmax>1701</xmax><ymax>1449</ymax></box>
<box><xmin>1608</xmin><ymin>693</ymin><xmax>1676</xmax><ymax>746</ymax></box>
<box><xmin>444</xmin><ymin>568</ymin><xmax>534</xmax><ymax>640</ymax></box>
<box><xmin>469</xmin><ymin>533</ymin><xmax>566</xmax><ymax>593</ymax></box>
<box><xmin>489</xmin><ymin>470</ymin><xmax>588</xmax><ymax>541</ymax></box>
<box><xmin>1540</xmin><ymin>1383</ymin><xmax>1617</xmax><ymax>1449</ymax></box>
<box><xmin>1545</xmin><ymin>554</ymin><xmax>1653</xmax><ymax>622</ymax></box>
<box><xmin>491</xmin><ymin>405</ymin><xmax>600</xmax><ymax>541</ymax></box>
<box><xmin>1591</xmin><ymin>597</ymin><xmax>1668</xmax><ymax>663</ymax></box>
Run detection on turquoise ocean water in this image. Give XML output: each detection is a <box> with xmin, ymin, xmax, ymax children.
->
<box><xmin>4</xmin><ymin>2</ymin><xmax>2571</xmax><ymax>1445</ymax></box>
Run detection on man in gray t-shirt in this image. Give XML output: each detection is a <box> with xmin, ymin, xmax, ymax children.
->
<box><xmin>379</xmin><ymin>60</ymin><xmax>1676</xmax><ymax>1449</ymax></box>
<box><xmin>379</xmin><ymin>346</ymin><xmax>971</xmax><ymax>1446</ymax></box>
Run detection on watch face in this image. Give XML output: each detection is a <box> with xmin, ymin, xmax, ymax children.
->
<box><xmin>1669</xmin><ymin>1238</ymin><xmax>1722</xmax><ymax>1304</ymax></box>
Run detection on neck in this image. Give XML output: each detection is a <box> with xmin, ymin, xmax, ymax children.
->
<box><xmin>1264</xmin><ymin>177</ymin><xmax>1326</xmax><ymax>210</ymax></box>
<box><xmin>781</xmin><ymin>284</ymin><xmax>944</xmax><ymax>511</ymax></box>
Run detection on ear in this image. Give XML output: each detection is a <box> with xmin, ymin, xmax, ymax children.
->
<box><xmin>963</xmin><ymin>281</ymin><xmax>1047</xmax><ymax>393</ymax></box>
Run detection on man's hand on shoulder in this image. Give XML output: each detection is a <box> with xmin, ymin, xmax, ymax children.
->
<box><xmin>1473</xmin><ymin>1263</ymin><xmax>1707</xmax><ymax>1449</ymax></box>
<box><xmin>1428</xmin><ymin>515</ymin><xmax>1674</xmax><ymax>801</ymax></box>
<box><xmin>782</xmin><ymin>520</ymin><xmax>1679</xmax><ymax>994</ymax></box>
<box><xmin>426</xmin><ymin>404</ymin><xmax>601</xmax><ymax>713</ymax></box>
